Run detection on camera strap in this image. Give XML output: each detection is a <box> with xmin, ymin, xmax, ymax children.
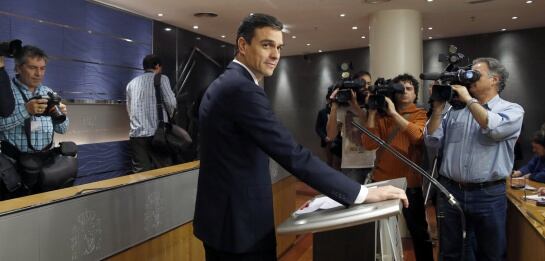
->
<box><xmin>153</xmin><ymin>73</ymin><xmax>175</xmax><ymax>123</ymax></box>
<box><xmin>12</xmin><ymin>78</ymin><xmax>53</xmax><ymax>152</ymax></box>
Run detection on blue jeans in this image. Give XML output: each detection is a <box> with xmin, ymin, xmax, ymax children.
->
<box><xmin>437</xmin><ymin>177</ymin><xmax>507</xmax><ymax>261</ymax></box>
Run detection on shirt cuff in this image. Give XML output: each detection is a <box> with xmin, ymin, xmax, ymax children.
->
<box><xmin>354</xmin><ymin>185</ymin><xmax>369</xmax><ymax>204</ymax></box>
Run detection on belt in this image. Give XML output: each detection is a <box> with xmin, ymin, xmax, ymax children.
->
<box><xmin>439</xmin><ymin>176</ymin><xmax>505</xmax><ymax>190</ymax></box>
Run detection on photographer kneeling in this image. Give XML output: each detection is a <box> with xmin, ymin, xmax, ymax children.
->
<box><xmin>361</xmin><ymin>73</ymin><xmax>433</xmax><ymax>261</ymax></box>
<box><xmin>0</xmin><ymin>45</ymin><xmax>76</xmax><ymax>200</ymax></box>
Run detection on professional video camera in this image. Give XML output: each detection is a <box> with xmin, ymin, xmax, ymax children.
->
<box><xmin>367</xmin><ymin>78</ymin><xmax>405</xmax><ymax>112</ymax></box>
<box><xmin>30</xmin><ymin>91</ymin><xmax>66</xmax><ymax>124</ymax></box>
<box><xmin>420</xmin><ymin>45</ymin><xmax>480</xmax><ymax>109</ymax></box>
<box><xmin>0</xmin><ymin>39</ymin><xmax>23</xmax><ymax>58</ymax></box>
<box><xmin>332</xmin><ymin>62</ymin><xmax>366</xmax><ymax>106</ymax></box>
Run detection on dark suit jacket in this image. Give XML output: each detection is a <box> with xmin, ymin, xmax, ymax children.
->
<box><xmin>194</xmin><ymin>62</ymin><xmax>361</xmax><ymax>253</ymax></box>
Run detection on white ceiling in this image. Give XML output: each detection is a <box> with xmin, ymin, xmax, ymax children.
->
<box><xmin>94</xmin><ymin>0</ymin><xmax>545</xmax><ymax>56</ymax></box>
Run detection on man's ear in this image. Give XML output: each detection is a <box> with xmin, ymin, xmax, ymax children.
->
<box><xmin>237</xmin><ymin>37</ymin><xmax>248</xmax><ymax>55</ymax></box>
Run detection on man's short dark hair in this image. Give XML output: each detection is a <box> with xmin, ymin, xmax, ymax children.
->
<box><xmin>392</xmin><ymin>73</ymin><xmax>419</xmax><ymax>103</ymax></box>
<box><xmin>352</xmin><ymin>71</ymin><xmax>371</xmax><ymax>81</ymax></box>
<box><xmin>236</xmin><ymin>13</ymin><xmax>283</xmax><ymax>52</ymax></box>
<box><xmin>473</xmin><ymin>57</ymin><xmax>509</xmax><ymax>93</ymax></box>
<box><xmin>15</xmin><ymin>45</ymin><xmax>48</xmax><ymax>67</ymax></box>
<box><xmin>143</xmin><ymin>54</ymin><xmax>162</xmax><ymax>71</ymax></box>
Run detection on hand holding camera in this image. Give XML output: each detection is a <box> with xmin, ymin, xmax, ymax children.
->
<box><xmin>27</xmin><ymin>92</ymin><xmax>67</xmax><ymax>124</ymax></box>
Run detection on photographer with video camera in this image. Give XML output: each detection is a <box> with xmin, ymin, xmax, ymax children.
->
<box><xmin>0</xmin><ymin>45</ymin><xmax>74</xmax><ymax>200</ymax></box>
<box><xmin>425</xmin><ymin>57</ymin><xmax>524</xmax><ymax>260</ymax></box>
<box><xmin>362</xmin><ymin>73</ymin><xmax>433</xmax><ymax>261</ymax></box>
<box><xmin>326</xmin><ymin>70</ymin><xmax>375</xmax><ymax>184</ymax></box>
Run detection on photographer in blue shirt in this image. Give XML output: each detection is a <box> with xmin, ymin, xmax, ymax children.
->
<box><xmin>425</xmin><ymin>57</ymin><xmax>524</xmax><ymax>260</ymax></box>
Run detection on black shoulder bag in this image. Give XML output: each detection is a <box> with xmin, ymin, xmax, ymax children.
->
<box><xmin>151</xmin><ymin>74</ymin><xmax>192</xmax><ymax>152</ymax></box>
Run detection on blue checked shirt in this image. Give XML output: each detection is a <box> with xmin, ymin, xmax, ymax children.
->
<box><xmin>0</xmin><ymin>78</ymin><xmax>69</xmax><ymax>152</ymax></box>
<box><xmin>424</xmin><ymin>95</ymin><xmax>524</xmax><ymax>183</ymax></box>
<box><xmin>126</xmin><ymin>72</ymin><xmax>176</xmax><ymax>138</ymax></box>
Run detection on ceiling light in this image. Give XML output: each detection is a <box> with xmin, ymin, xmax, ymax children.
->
<box><xmin>428</xmin><ymin>36</ymin><xmax>433</xmax><ymax>39</ymax></box>
<box><xmin>318</xmin><ymin>50</ymin><xmax>323</xmax><ymax>53</ymax></box>
<box><xmin>164</xmin><ymin>28</ymin><xmax>172</xmax><ymax>32</ymax></box>
<box><xmin>512</xmin><ymin>16</ymin><xmax>518</xmax><ymax>20</ymax></box>
<box><xmin>340</xmin><ymin>13</ymin><xmax>346</xmax><ymax>17</ymax></box>
<box><xmin>193</xmin><ymin>25</ymin><xmax>199</xmax><ymax>29</ymax></box>
<box><xmin>361</xmin><ymin>35</ymin><xmax>366</xmax><ymax>39</ymax></box>
<box><xmin>221</xmin><ymin>35</ymin><xmax>226</xmax><ymax>38</ymax></box>
<box><xmin>428</xmin><ymin>27</ymin><xmax>433</xmax><ymax>30</ymax></box>
<box><xmin>157</xmin><ymin>13</ymin><xmax>163</xmax><ymax>17</ymax></box>
<box><xmin>500</xmin><ymin>28</ymin><xmax>507</xmax><ymax>31</ymax></box>
<box><xmin>306</xmin><ymin>43</ymin><xmax>311</xmax><ymax>46</ymax></box>
<box><xmin>352</xmin><ymin>26</ymin><xmax>358</xmax><ymax>30</ymax></box>
<box><xmin>291</xmin><ymin>35</ymin><xmax>296</xmax><ymax>39</ymax></box>
<box><xmin>427</xmin><ymin>0</ymin><xmax>434</xmax><ymax>2</ymax></box>
<box><xmin>526</xmin><ymin>0</ymin><xmax>533</xmax><ymax>3</ymax></box>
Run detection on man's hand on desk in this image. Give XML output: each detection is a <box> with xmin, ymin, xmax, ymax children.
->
<box><xmin>365</xmin><ymin>185</ymin><xmax>409</xmax><ymax>208</ymax></box>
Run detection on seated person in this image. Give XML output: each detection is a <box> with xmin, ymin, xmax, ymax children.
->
<box><xmin>512</xmin><ymin>126</ymin><xmax>545</xmax><ymax>183</ymax></box>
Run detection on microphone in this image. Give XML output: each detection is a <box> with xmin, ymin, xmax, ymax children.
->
<box><xmin>419</xmin><ymin>72</ymin><xmax>442</xmax><ymax>80</ymax></box>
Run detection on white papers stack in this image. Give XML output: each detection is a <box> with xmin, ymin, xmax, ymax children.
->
<box><xmin>524</xmin><ymin>194</ymin><xmax>545</xmax><ymax>201</ymax></box>
<box><xmin>294</xmin><ymin>196</ymin><xmax>343</xmax><ymax>215</ymax></box>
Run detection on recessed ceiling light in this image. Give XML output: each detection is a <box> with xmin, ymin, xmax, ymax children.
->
<box><xmin>250</xmin><ymin>13</ymin><xmax>254</xmax><ymax>16</ymax></box>
<box><xmin>291</xmin><ymin>35</ymin><xmax>297</xmax><ymax>39</ymax></box>
<box><xmin>306</xmin><ymin>43</ymin><xmax>311</xmax><ymax>46</ymax></box>
<box><xmin>318</xmin><ymin>50</ymin><xmax>323</xmax><ymax>53</ymax></box>
<box><xmin>427</xmin><ymin>0</ymin><xmax>434</xmax><ymax>2</ymax></box>
<box><xmin>193</xmin><ymin>25</ymin><xmax>199</xmax><ymax>29</ymax></box>
<box><xmin>526</xmin><ymin>0</ymin><xmax>533</xmax><ymax>3</ymax></box>
<box><xmin>221</xmin><ymin>35</ymin><xmax>226</xmax><ymax>38</ymax></box>
<box><xmin>428</xmin><ymin>27</ymin><xmax>433</xmax><ymax>30</ymax></box>
<box><xmin>361</xmin><ymin>35</ymin><xmax>366</xmax><ymax>39</ymax></box>
<box><xmin>428</xmin><ymin>36</ymin><xmax>433</xmax><ymax>39</ymax></box>
<box><xmin>157</xmin><ymin>13</ymin><xmax>164</xmax><ymax>17</ymax></box>
<box><xmin>352</xmin><ymin>26</ymin><xmax>358</xmax><ymax>30</ymax></box>
<box><xmin>512</xmin><ymin>16</ymin><xmax>518</xmax><ymax>20</ymax></box>
<box><xmin>500</xmin><ymin>28</ymin><xmax>507</xmax><ymax>31</ymax></box>
<box><xmin>340</xmin><ymin>13</ymin><xmax>346</xmax><ymax>17</ymax></box>
<box><xmin>164</xmin><ymin>28</ymin><xmax>172</xmax><ymax>32</ymax></box>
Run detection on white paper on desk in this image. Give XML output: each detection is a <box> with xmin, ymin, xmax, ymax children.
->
<box><xmin>294</xmin><ymin>196</ymin><xmax>343</xmax><ymax>215</ymax></box>
<box><xmin>525</xmin><ymin>185</ymin><xmax>537</xmax><ymax>191</ymax></box>
<box><xmin>524</xmin><ymin>194</ymin><xmax>545</xmax><ymax>201</ymax></box>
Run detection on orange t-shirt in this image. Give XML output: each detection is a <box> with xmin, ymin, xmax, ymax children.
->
<box><xmin>361</xmin><ymin>104</ymin><xmax>427</xmax><ymax>188</ymax></box>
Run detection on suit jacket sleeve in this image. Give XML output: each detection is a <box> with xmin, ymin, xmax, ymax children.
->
<box><xmin>231</xmin><ymin>85</ymin><xmax>361</xmax><ymax>205</ymax></box>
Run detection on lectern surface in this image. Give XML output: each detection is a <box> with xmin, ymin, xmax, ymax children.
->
<box><xmin>277</xmin><ymin>178</ymin><xmax>406</xmax><ymax>235</ymax></box>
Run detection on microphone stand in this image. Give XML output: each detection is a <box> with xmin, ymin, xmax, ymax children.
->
<box><xmin>352</xmin><ymin>120</ymin><xmax>467</xmax><ymax>261</ymax></box>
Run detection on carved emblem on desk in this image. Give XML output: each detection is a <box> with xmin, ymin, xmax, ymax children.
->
<box><xmin>70</xmin><ymin>210</ymin><xmax>103</xmax><ymax>260</ymax></box>
<box><xmin>144</xmin><ymin>191</ymin><xmax>164</xmax><ymax>233</ymax></box>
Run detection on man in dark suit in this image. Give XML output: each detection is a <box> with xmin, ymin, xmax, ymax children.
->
<box><xmin>194</xmin><ymin>13</ymin><xmax>408</xmax><ymax>261</ymax></box>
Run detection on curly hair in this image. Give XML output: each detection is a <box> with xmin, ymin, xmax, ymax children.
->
<box><xmin>392</xmin><ymin>73</ymin><xmax>419</xmax><ymax>103</ymax></box>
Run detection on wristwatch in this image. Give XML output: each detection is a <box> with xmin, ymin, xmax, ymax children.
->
<box><xmin>466</xmin><ymin>98</ymin><xmax>479</xmax><ymax>108</ymax></box>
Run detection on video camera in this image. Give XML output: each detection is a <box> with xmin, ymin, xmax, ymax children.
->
<box><xmin>420</xmin><ymin>45</ymin><xmax>480</xmax><ymax>109</ymax></box>
<box><xmin>30</xmin><ymin>91</ymin><xmax>66</xmax><ymax>124</ymax></box>
<box><xmin>0</xmin><ymin>39</ymin><xmax>23</xmax><ymax>58</ymax></box>
<box><xmin>332</xmin><ymin>62</ymin><xmax>366</xmax><ymax>106</ymax></box>
<box><xmin>367</xmin><ymin>78</ymin><xmax>405</xmax><ymax>112</ymax></box>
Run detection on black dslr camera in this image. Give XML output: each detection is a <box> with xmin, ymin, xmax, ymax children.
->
<box><xmin>333</xmin><ymin>62</ymin><xmax>366</xmax><ymax>106</ymax></box>
<box><xmin>30</xmin><ymin>92</ymin><xmax>66</xmax><ymax>124</ymax></box>
<box><xmin>0</xmin><ymin>39</ymin><xmax>23</xmax><ymax>58</ymax></box>
<box><xmin>420</xmin><ymin>45</ymin><xmax>481</xmax><ymax>109</ymax></box>
<box><xmin>367</xmin><ymin>78</ymin><xmax>405</xmax><ymax>113</ymax></box>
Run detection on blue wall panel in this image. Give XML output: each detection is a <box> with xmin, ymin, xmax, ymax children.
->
<box><xmin>10</xmin><ymin>18</ymin><xmax>65</xmax><ymax>57</ymax></box>
<box><xmin>0</xmin><ymin>0</ymin><xmax>152</xmax><ymax>100</ymax></box>
<box><xmin>75</xmin><ymin>141</ymin><xmax>132</xmax><ymax>184</ymax></box>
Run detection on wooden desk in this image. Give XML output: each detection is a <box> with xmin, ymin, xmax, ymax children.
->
<box><xmin>506</xmin><ymin>178</ymin><xmax>545</xmax><ymax>261</ymax></box>
<box><xmin>0</xmin><ymin>160</ymin><xmax>297</xmax><ymax>261</ymax></box>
